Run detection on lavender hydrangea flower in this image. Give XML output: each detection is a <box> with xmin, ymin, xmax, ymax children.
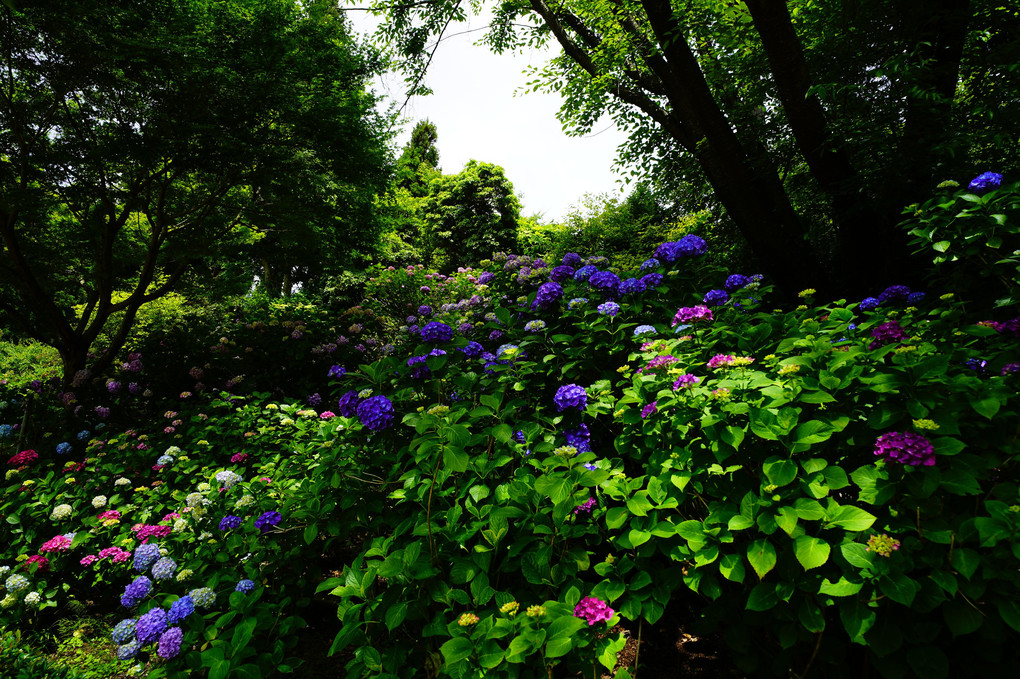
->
<box><xmin>157</xmin><ymin>626</ymin><xmax>184</xmax><ymax>659</ymax></box>
<box><xmin>168</xmin><ymin>595</ymin><xmax>195</xmax><ymax>624</ymax></box>
<box><xmin>549</xmin><ymin>265</ymin><xmax>575</xmax><ymax>282</ymax></box>
<box><xmin>133</xmin><ymin>543</ymin><xmax>161</xmax><ymax>572</ymax></box>
<box><xmin>151</xmin><ymin>556</ymin><xmax>177</xmax><ymax>581</ymax></box>
<box><xmin>327</xmin><ymin>365</ymin><xmax>346</xmax><ymax>378</ymax></box>
<box><xmin>724</xmin><ymin>274</ymin><xmax>750</xmax><ymax>291</ymax></box>
<box><xmin>218</xmin><ymin>515</ymin><xmax>242</xmax><ymax>531</ymax></box>
<box><xmin>135</xmin><ymin>607</ymin><xmax>168</xmax><ymax>644</ymax></box>
<box><xmin>640</xmin><ymin>258</ymin><xmax>660</xmax><ymax>271</ymax></box>
<box><xmin>121</xmin><ymin>576</ymin><xmax>153</xmax><ymax>607</ymax></box>
<box><xmin>878</xmin><ymin>285</ymin><xmax>911</xmax><ymax>304</ymax></box>
<box><xmin>574</xmin><ymin>498</ymin><xmax>597</xmax><ymax>515</ymax></box>
<box><xmin>235</xmin><ymin>579</ymin><xmax>255</xmax><ymax>593</ymax></box>
<box><xmin>874</xmin><ymin>432</ymin><xmax>935</xmax><ymax>466</ymax></box>
<box><xmin>418</xmin><ymin>305</ymin><xmax>433</xmax><ymax>317</ymax></box>
<box><xmin>565</xmin><ymin>424</ymin><xmax>592</xmax><ymax>453</ymax></box>
<box><xmin>574</xmin><ymin>265</ymin><xmax>597</xmax><ymax>282</ymax></box>
<box><xmin>619</xmin><ymin>278</ymin><xmax>646</xmax><ymax>296</ymax></box>
<box><xmin>337</xmin><ymin>390</ymin><xmax>361</xmax><ymax>418</ymax></box>
<box><xmin>597</xmin><ymin>302</ymin><xmax>620</xmax><ymax>316</ymax></box>
<box><xmin>561</xmin><ymin>252</ymin><xmax>584</xmax><ymax>267</ymax></box>
<box><xmin>459</xmin><ymin>341</ymin><xmax>484</xmax><ymax>358</ymax></box>
<box><xmin>640</xmin><ymin>272</ymin><xmax>663</xmax><ymax>288</ymax></box>
<box><xmin>554</xmin><ymin>384</ymin><xmax>588</xmax><ymax>412</ymax></box>
<box><xmin>254</xmin><ymin>510</ymin><xmax>282</xmax><ymax>534</ymax></box>
<box><xmin>672</xmin><ymin>305</ymin><xmax>713</xmax><ymax>326</ymax></box>
<box><xmin>634</xmin><ymin>325</ymin><xmax>656</xmax><ymax>337</ymax></box>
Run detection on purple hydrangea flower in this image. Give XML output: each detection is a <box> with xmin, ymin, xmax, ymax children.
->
<box><xmin>907</xmin><ymin>292</ymin><xmax>925</xmax><ymax>305</ymax></box>
<box><xmin>418</xmin><ymin>305</ymin><xmax>433</xmax><ymax>317</ymax></box>
<box><xmin>874</xmin><ymin>432</ymin><xmax>935</xmax><ymax>466</ymax></box>
<box><xmin>561</xmin><ymin>252</ymin><xmax>584</xmax><ymax>268</ymax></box>
<box><xmin>565</xmin><ymin>424</ymin><xmax>592</xmax><ymax>453</ymax></box>
<box><xmin>533</xmin><ymin>281</ymin><xmax>564</xmax><ymax>310</ymax></box>
<box><xmin>255</xmin><ymin>511</ymin><xmax>282</xmax><ymax>534</ymax></box>
<box><xmin>337</xmin><ymin>390</ymin><xmax>361</xmax><ymax>418</ymax></box>
<box><xmin>219</xmin><ymin>515</ymin><xmax>242</xmax><ymax>531</ymax></box>
<box><xmin>168</xmin><ymin>596</ymin><xmax>195</xmax><ymax>625</ymax></box>
<box><xmin>549</xmin><ymin>265</ymin><xmax>575</xmax><ymax>283</ymax></box>
<box><xmin>673</xmin><ymin>374</ymin><xmax>701</xmax><ymax>390</ymax></box>
<box><xmin>869</xmin><ymin>321</ymin><xmax>908</xmax><ymax>349</ymax></box>
<box><xmin>357</xmin><ymin>395</ymin><xmax>394</xmax><ymax>431</ymax></box>
<box><xmin>327</xmin><ymin>365</ymin><xmax>346</xmax><ymax>379</ymax></box>
<box><xmin>459</xmin><ymin>341</ymin><xmax>484</xmax><ymax>358</ymax></box>
<box><xmin>554</xmin><ymin>384</ymin><xmax>588</xmax><ymax>412</ymax></box>
<box><xmin>703</xmin><ymin>289</ymin><xmax>729</xmax><ymax>306</ymax></box>
<box><xmin>589</xmin><ymin>271</ymin><xmax>622</xmax><ymax>298</ymax></box>
<box><xmin>640</xmin><ymin>258</ymin><xmax>660</xmax><ymax>271</ymax></box>
<box><xmin>1001</xmin><ymin>362</ymin><xmax>1020</xmax><ymax>375</ymax></box>
<box><xmin>640</xmin><ymin>272</ymin><xmax>663</xmax><ymax>288</ymax></box>
<box><xmin>236</xmin><ymin>579</ymin><xmax>255</xmax><ymax>593</ymax></box>
<box><xmin>968</xmin><ymin>172</ymin><xmax>1003</xmax><ymax>193</ymax></box>
<box><xmin>121</xmin><ymin>576</ymin><xmax>152</xmax><ymax>608</ymax></box>
<box><xmin>133</xmin><ymin>543</ymin><xmax>161</xmax><ymax>573</ymax></box>
<box><xmin>157</xmin><ymin>626</ymin><xmax>184</xmax><ymax>659</ymax></box>
<box><xmin>307</xmin><ymin>393</ymin><xmax>322</xmax><ymax>407</ymax></box>
<box><xmin>878</xmin><ymin>285</ymin><xmax>911</xmax><ymax>304</ymax></box>
<box><xmin>724</xmin><ymin>274</ymin><xmax>750</xmax><ymax>291</ymax></box>
<box><xmin>407</xmin><ymin>355</ymin><xmax>431</xmax><ymax>379</ymax></box>
<box><xmin>477</xmin><ymin>271</ymin><xmax>495</xmax><ymax>285</ymax></box>
<box><xmin>574</xmin><ymin>497</ymin><xmax>597</xmax><ymax>515</ymax></box>
<box><xmin>672</xmin><ymin>305</ymin><xmax>713</xmax><ymax>326</ymax></box>
<box><xmin>135</xmin><ymin>607</ymin><xmax>168</xmax><ymax>644</ymax></box>
<box><xmin>859</xmin><ymin>297</ymin><xmax>881</xmax><ymax>311</ymax></box>
<box><xmin>421</xmin><ymin>321</ymin><xmax>453</xmax><ymax>343</ymax></box>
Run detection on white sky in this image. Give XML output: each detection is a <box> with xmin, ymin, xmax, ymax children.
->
<box><xmin>347</xmin><ymin>10</ymin><xmax>630</xmax><ymax>222</ymax></box>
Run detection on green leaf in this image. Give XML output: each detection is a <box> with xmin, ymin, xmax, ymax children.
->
<box><xmin>534</xmin><ymin>474</ymin><xmax>571</xmax><ymax>504</ymax></box>
<box><xmin>721</xmin><ymin>425</ymin><xmax>745</xmax><ymax>450</ymax></box>
<box><xmin>544</xmin><ymin>636</ymin><xmax>573</xmax><ymax>658</ymax></box>
<box><xmin>746</xmin><ymin>582</ymin><xmax>778</xmax><ymax>611</ymax></box>
<box><xmin>942</xmin><ymin>599</ymin><xmax>983</xmax><ymax>637</ymax></box>
<box><xmin>762</xmin><ymin>457</ymin><xmax>797</xmax><ymax>487</ymax></box>
<box><xmin>819</xmin><ymin>576</ymin><xmax>862</xmax><ymax>597</ymax></box>
<box><xmin>385</xmin><ymin>602</ymin><xmax>408</xmax><ymax>631</ymax></box>
<box><xmin>303</xmin><ymin>523</ymin><xmax>318</xmax><ymax>545</ymax></box>
<box><xmin>605</xmin><ymin>507</ymin><xmax>629</xmax><ymax>529</ymax></box>
<box><xmin>230</xmin><ymin>619</ymin><xmax>257</xmax><ymax>656</ymax></box>
<box><xmin>906</xmin><ymin>645</ymin><xmax>949</xmax><ymax>679</ymax></box>
<box><xmin>798</xmin><ymin>600</ymin><xmax>825</xmax><ymax>633</ymax></box>
<box><xmin>840</xmin><ymin>598</ymin><xmax>876</xmax><ymax>644</ymax></box>
<box><xmin>997</xmin><ymin>599</ymin><xmax>1020</xmax><ymax>633</ymax></box>
<box><xmin>793</xmin><ymin>536</ymin><xmax>830</xmax><ymax>571</ymax></box>
<box><xmin>840</xmin><ymin>543</ymin><xmax>873</xmax><ymax>569</ymax></box>
<box><xmin>491</xmin><ymin>423</ymin><xmax>513</xmax><ymax>443</ymax></box>
<box><xmin>441</xmin><ymin>637</ymin><xmax>474</xmax><ymax>664</ymax></box>
<box><xmin>968</xmin><ymin>394</ymin><xmax>1000</xmax><ymax>419</ymax></box>
<box><xmin>825</xmin><ymin>505</ymin><xmax>877</xmax><ymax>532</ymax></box>
<box><xmin>951</xmin><ymin>547</ymin><xmax>980</xmax><ymax>579</ymax></box>
<box><xmin>878</xmin><ymin>574</ymin><xmax>920</xmax><ymax>606</ymax></box>
<box><xmin>443</xmin><ymin>446</ymin><xmax>469</xmax><ymax>473</ymax></box>
<box><xmin>775</xmin><ymin>507</ymin><xmax>798</xmax><ymax>536</ymax></box>
<box><xmin>209</xmin><ymin>660</ymin><xmax>231</xmax><ymax>679</ymax></box>
<box><xmin>718</xmin><ymin>553</ymin><xmax>746</xmax><ymax>583</ymax></box>
<box><xmin>727</xmin><ymin>514</ymin><xmax>754</xmax><ymax>531</ymax></box>
<box><xmin>746</xmin><ymin>539</ymin><xmax>777</xmax><ymax>579</ymax></box>
<box><xmin>793</xmin><ymin>498</ymin><xmax>825</xmax><ymax>520</ymax></box>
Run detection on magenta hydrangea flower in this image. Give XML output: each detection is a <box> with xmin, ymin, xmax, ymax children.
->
<box><xmin>672</xmin><ymin>305</ymin><xmax>713</xmax><ymax>326</ymax></box>
<box><xmin>40</xmin><ymin>535</ymin><xmax>73</xmax><ymax>553</ymax></box>
<box><xmin>640</xmin><ymin>401</ymin><xmax>658</xmax><ymax>418</ymax></box>
<box><xmin>874</xmin><ymin>432</ymin><xmax>935</xmax><ymax>466</ymax></box>
<box><xmin>869</xmin><ymin>320</ymin><xmax>908</xmax><ymax>349</ymax></box>
<box><xmin>574</xmin><ymin>497</ymin><xmax>597</xmax><ymax>515</ymax></box>
<box><xmin>573</xmin><ymin>596</ymin><xmax>614</xmax><ymax>625</ymax></box>
<box><xmin>672</xmin><ymin>374</ymin><xmax>701</xmax><ymax>390</ymax></box>
<box><xmin>707</xmin><ymin>354</ymin><xmax>735</xmax><ymax>369</ymax></box>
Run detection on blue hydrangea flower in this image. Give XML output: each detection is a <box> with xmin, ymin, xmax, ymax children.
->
<box><xmin>525</xmin><ymin>320</ymin><xmax>546</xmax><ymax>332</ymax></box>
<box><xmin>878</xmin><ymin>285</ymin><xmax>911</xmax><ymax>304</ymax></box>
<box><xmin>0</xmin><ymin>424</ymin><xmax>13</xmax><ymax>438</ymax></box>
<box><xmin>568</xmin><ymin>297</ymin><xmax>588</xmax><ymax>310</ymax></box>
<box><xmin>135</xmin><ymin>607</ymin><xmax>168</xmax><ymax>644</ymax></box>
<box><xmin>597</xmin><ymin>302</ymin><xmax>620</xmax><ymax>316</ymax></box>
<box><xmin>619</xmin><ymin>278</ymin><xmax>646</xmax><ymax>296</ymax></box>
<box><xmin>188</xmin><ymin>587</ymin><xmax>217</xmax><ymax>608</ymax></box>
<box><xmin>554</xmin><ymin>384</ymin><xmax>588</xmax><ymax>412</ymax></box>
<box><xmin>168</xmin><ymin>595</ymin><xmax>195</xmax><ymax>625</ymax></box>
<box><xmin>77</xmin><ymin>430</ymin><xmax>90</xmax><ymax>441</ymax></box>
<box><xmin>968</xmin><ymin>172</ymin><xmax>1003</xmax><ymax>193</ymax></box>
<box><xmin>327</xmin><ymin>365</ymin><xmax>346</xmax><ymax>378</ymax></box>
<box><xmin>407</xmin><ymin>355</ymin><xmax>431</xmax><ymax>379</ymax></box>
<box><xmin>458</xmin><ymin>341</ymin><xmax>484</xmax><ymax>358</ymax></box>
<box><xmin>703</xmin><ymin>289</ymin><xmax>728</xmax><ymax>306</ymax></box>
<box><xmin>56</xmin><ymin>441</ymin><xmax>72</xmax><ymax>455</ymax></box>
<box><xmin>151</xmin><ymin>557</ymin><xmax>177</xmax><ymax>581</ymax></box>
<box><xmin>133</xmin><ymin>544</ymin><xmax>161</xmax><ymax>573</ymax></box>
<box><xmin>420</xmin><ymin>321</ymin><xmax>453</xmax><ymax>343</ymax></box>
<box><xmin>574</xmin><ymin>265</ymin><xmax>597</xmax><ymax>282</ymax></box>
<box><xmin>533</xmin><ymin>281</ymin><xmax>563</xmax><ymax>310</ymax></box>
<box><xmin>418</xmin><ymin>305</ymin><xmax>433</xmax><ymax>317</ymax></box>
<box><xmin>640</xmin><ymin>272</ymin><xmax>663</xmax><ymax>288</ymax></box>
<box><xmin>112</xmin><ymin>619</ymin><xmax>136</xmax><ymax>644</ymax></box>
<box><xmin>859</xmin><ymin>297</ymin><xmax>881</xmax><ymax>311</ymax></box>
<box><xmin>235</xmin><ymin>579</ymin><xmax>255</xmax><ymax>593</ymax></box>
<box><xmin>357</xmin><ymin>395</ymin><xmax>394</xmax><ymax>431</ymax></box>
<box><xmin>219</xmin><ymin>515</ymin><xmax>242</xmax><ymax>531</ymax></box>
<box><xmin>907</xmin><ymin>292</ymin><xmax>925</xmax><ymax>305</ymax></box>
<box><xmin>565</xmin><ymin>424</ymin><xmax>592</xmax><ymax>453</ymax></box>
<box><xmin>724</xmin><ymin>274</ymin><xmax>750</xmax><ymax>291</ymax></box>
<box><xmin>157</xmin><ymin>626</ymin><xmax>184</xmax><ymax>659</ymax></box>
<box><xmin>156</xmin><ymin>454</ymin><xmax>173</xmax><ymax>466</ymax></box>
<box><xmin>675</xmin><ymin>234</ymin><xmax>707</xmax><ymax>257</ymax></box>
<box><xmin>634</xmin><ymin>325</ymin><xmax>656</xmax><ymax>337</ymax></box>
<box><xmin>116</xmin><ymin>639</ymin><xmax>142</xmax><ymax>660</ymax></box>
<box><xmin>640</xmin><ymin>258</ymin><xmax>660</xmax><ymax>271</ymax></box>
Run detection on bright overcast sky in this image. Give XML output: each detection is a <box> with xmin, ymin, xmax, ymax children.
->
<box><xmin>347</xmin><ymin>9</ymin><xmax>630</xmax><ymax>222</ymax></box>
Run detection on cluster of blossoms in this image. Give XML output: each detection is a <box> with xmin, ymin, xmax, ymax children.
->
<box><xmin>533</xmin><ymin>281</ymin><xmax>564</xmax><ymax>310</ymax></box>
<box><xmin>574</xmin><ymin>497</ymin><xmax>597</xmax><ymax>515</ymax></box>
<box><xmin>653</xmin><ymin>234</ymin><xmax>707</xmax><ymax>263</ymax></box>
<box><xmin>573</xmin><ymin>596</ymin><xmax>614</xmax><ymax>626</ymax></box>
<box><xmin>633</xmin><ymin>325</ymin><xmax>656</xmax><ymax>337</ymax></box>
<box><xmin>7</xmin><ymin>449</ymin><xmax>38</xmax><ymax>467</ymax></box>
<box><xmin>672</xmin><ymin>305</ymin><xmax>713</xmax><ymax>326</ymax></box>
<box><xmin>866</xmin><ymin>534</ymin><xmax>902</xmax><ymax>557</ymax></box>
<box><xmin>564</xmin><ymin>424</ymin><xmax>592</xmax><ymax>453</ymax></box>
<box><xmin>39</xmin><ymin>535</ymin><xmax>72</xmax><ymax>553</ymax></box>
<box><xmin>51</xmin><ymin>504</ymin><xmax>73</xmax><ymax>521</ymax></box>
<box><xmin>524</xmin><ymin>320</ymin><xmax>546</xmax><ymax>332</ymax></box>
<box><xmin>597</xmin><ymin>301</ymin><xmax>620</xmax><ymax>316</ymax></box>
<box><xmin>640</xmin><ymin>401</ymin><xmax>659</xmax><ymax>419</ymax></box>
<box><xmin>215</xmin><ymin>470</ymin><xmax>243</xmax><ymax>489</ymax></box>
<box><xmin>637</xmin><ymin>355</ymin><xmax>677</xmax><ymax>374</ymax></box>
<box><xmin>219</xmin><ymin>515</ymin><xmax>243</xmax><ymax>531</ymax></box>
<box><xmin>457</xmin><ymin>612</ymin><xmax>480</xmax><ymax>626</ymax></box>
<box><xmin>869</xmin><ymin>321</ymin><xmax>908</xmax><ymax>350</ymax></box>
<box><xmin>707</xmin><ymin>354</ymin><xmax>735</xmax><ymax>369</ymax></box>
<box><xmin>132</xmin><ymin>523</ymin><xmax>172</xmax><ymax>543</ymax></box>
<box><xmin>703</xmin><ymin>289</ymin><xmax>728</xmax><ymax>306</ymax></box>
<box><xmin>874</xmin><ymin>432</ymin><xmax>935</xmax><ymax>466</ymax></box>
<box><xmin>673</xmin><ymin>374</ymin><xmax>701</xmax><ymax>390</ymax></box>
<box><xmin>421</xmin><ymin>321</ymin><xmax>454</xmax><ymax>343</ymax></box>
<box><xmin>968</xmin><ymin>171</ymin><xmax>1003</xmax><ymax>193</ymax></box>
<box><xmin>121</xmin><ymin>576</ymin><xmax>153</xmax><ymax>607</ymax></box>
<box><xmin>254</xmin><ymin>510</ymin><xmax>282</xmax><ymax>534</ymax></box>
<box><xmin>554</xmin><ymin>384</ymin><xmax>588</xmax><ymax>412</ymax></box>
<box><xmin>357</xmin><ymin>395</ymin><xmax>395</xmax><ymax>431</ymax></box>
<box><xmin>859</xmin><ymin>285</ymin><xmax>925</xmax><ymax>311</ymax></box>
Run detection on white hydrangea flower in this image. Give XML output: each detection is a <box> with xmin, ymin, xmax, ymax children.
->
<box><xmin>92</xmin><ymin>495</ymin><xmax>108</xmax><ymax>509</ymax></box>
<box><xmin>114</xmin><ymin>478</ymin><xmax>131</xmax><ymax>487</ymax></box>
<box><xmin>51</xmin><ymin>504</ymin><xmax>73</xmax><ymax>521</ymax></box>
<box><xmin>23</xmin><ymin>591</ymin><xmax>41</xmax><ymax>605</ymax></box>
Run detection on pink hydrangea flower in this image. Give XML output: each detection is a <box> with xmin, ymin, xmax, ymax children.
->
<box><xmin>40</xmin><ymin>535</ymin><xmax>73</xmax><ymax>553</ymax></box>
<box><xmin>98</xmin><ymin>546</ymin><xmax>132</xmax><ymax>563</ymax></box>
<box><xmin>573</xmin><ymin>596</ymin><xmax>614</xmax><ymax>626</ymax></box>
<box><xmin>230</xmin><ymin>453</ymin><xmax>249</xmax><ymax>463</ymax></box>
<box><xmin>80</xmin><ymin>555</ymin><xmax>99</xmax><ymax>566</ymax></box>
<box><xmin>7</xmin><ymin>449</ymin><xmax>38</xmax><ymax>466</ymax></box>
<box><xmin>707</xmin><ymin>354</ymin><xmax>735</xmax><ymax>369</ymax></box>
<box><xmin>320</xmin><ymin>411</ymin><xmax>336</xmax><ymax>419</ymax></box>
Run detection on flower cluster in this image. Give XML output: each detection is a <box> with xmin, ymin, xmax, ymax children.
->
<box><xmin>121</xmin><ymin>576</ymin><xmax>152</xmax><ymax>607</ymax></box>
<box><xmin>8</xmin><ymin>449</ymin><xmax>39</xmax><ymax>466</ymax></box>
<box><xmin>420</xmin><ymin>321</ymin><xmax>454</xmax><ymax>343</ymax></box>
<box><xmin>874</xmin><ymin>432</ymin><xmax>935</xmax><ymax>466</ymax></box>
<box><xmin>673</xmin><ymin>374</ymin><xmax>701</xmax><ymax>390</ymax></box>
<box><xmin>573</xmin><ymin>596</ymin><xmax>614</xmax><ymax>625</ymax></box>
<box><xmin>40</xmin><ymin>535</ymin><xmax>73</xmax><ymax>553</ymax></box>
<box><xmin>597</xmin><ymin>301</ymin><xmax>620</xmax><ymax>316</ymax></box>
<box><xmin>254</xmin><ymin>511</ymin><xmax>282</xmax><ymax>534</ymax></box>
<box><xmin>869</xmin><ymin>321</ymin><xmax>908</xmax><ymax>349</ymax></box>
<box><xmin>574</xmin><ymin>497</ymin><xmax>597</xmax><ymax>515</ymax></box>
<box><xmin>357</xmin><ymin>395</ymin><xmax>394</xmax><ymax>431</ymax></box>
<box><xmin>866</xmin><ymin>534</ymin><xmax>902</xmax><ymax>557</ymax></box>
<box><xmin>554</xmin><ymin>384</ymin><xmax>587</xmax><ymax>412</ymax></box>
<box><xmin>672</xmin><ymin>305</ymin><xmax>713</xmax><ymax>326</ymax></box>
<box><xmin>533</xmin><ymin>281</ymin><xmax>564</xmax><ymax>310</ymax></box>
<box><xmin>968</xmin><ymin>171</ymin><xmax>1003</xmax><ymax>193</ymax></box>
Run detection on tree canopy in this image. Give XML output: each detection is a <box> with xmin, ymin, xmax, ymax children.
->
<box><xmin>365</xmin><ymin>0</ymin><xmax>1020</xmax><ymax>295</ymax></box>
<box><xmin>0</xmin><ymin>0</ymin><xmax>391</xmax><ymax>384</ymax></box>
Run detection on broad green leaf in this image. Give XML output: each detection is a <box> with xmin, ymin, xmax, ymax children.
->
<box><xmin>440</xmin><ymin>637</ymin><xmax>474</xmax><ymax>664</ymax></box>
<box><xmin>878</xmin><ymin>574</ymin><xmax>919</xmax><ymax>606</ymax></box>
<box><xmin>793</xmin><ymin>536</ymin><xmax>830</xmax><ymax>571</ymax></box>
<box><xmin>825</xmin><ymin>505</ymin><xmax>877</xmax><ymax>532</ymax></box>
<box><xmin>763</xmin><ymin>457</ymin><xmax>797</xmax><ymax>487</ymax></box>
<box><xmin>746</xmin><ymin>539</ymin><xmax>777</xmax><ymax>579</ymax></box>
<box><xmin>443</xmin><ymin>446</ymin><xmax>469</xmax><ymax>473</ymax></box>
<box><xmin>906</xmin><ymin>646</ymin><xmax>949</xmax><ymax>679</ymax></box>
<box><xmin>746</xmin><ymin>582</ymin><xmax>778</xmax><ymax>611</ymax></box>
<box><xmin>819</xmin><ymin>576</ymin><xmax>862</xmax><ymax>597</ymax></box>
<box><xmin>840</xmin><ymin>598</ymin><xmax>876</xmax><ymax>644</ymax></box>
<box><xmin>775</xmin><ymin>507</ymin><xmax>798</xmax><ymax>536</ymax></box>
<box><xmin>718</xmin><ymin>553</ymin><xmax>745</xmax><ymax>583</ymax></box>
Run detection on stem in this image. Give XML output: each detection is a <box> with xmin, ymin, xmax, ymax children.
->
<box><xmin>633</xmin><ymin>617</ymin><xmax>642</xmax><ymax>678</ymax></box>
<box><xmin>426</xmin><ymin>445</ymin><xmax>444</xmax><ymax>566</ymax></box>
<box><xmin>796</xmin><ymin>630</ymin><xmax>824</xmax><ymax>679</ymax></box>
